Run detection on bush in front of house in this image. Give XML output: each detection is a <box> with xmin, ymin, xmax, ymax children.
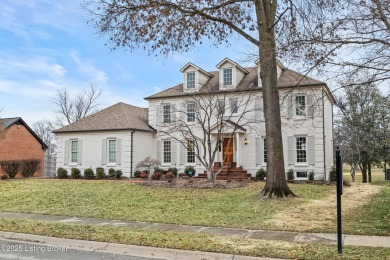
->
<box><xmin>96</xmin><ymin>167</ymin><xmax>106</xmax><ymax>179</ymax></box>
<box><xmin>84</xmin><ymin>168</ymin><xmax>95</xmax><ymax>179</ymax></box>
<box><xmin>287</xmin><ymin>169</ymin><xmax>294</xmax><ymax>181</ymax></box>
<box><xmin>20</xmin><ymin>159</ymin><xmax>40</xmax><ymax>177</ymax></box>
<box><xmin>71</xmin><ymin>168</ymin><xmax>81</xmax><ymax>179</ymax></box>
<box><xmin>184</xmin><ymin>166</ymin><xmax>196</xmax><ymax>177</ymax></box>
<box><xmin>108</xmin><ymin>168</ymin><xmax>115</xmax><ymax>178</ymax></box>
<box><xmin>114</xmin><ymin>170</ymin><xmax>123</xmax><ymax>179</ymax></box>
<box><xmin>167</xmin><ymin>167</ymin><xmax>178</xmax><ymax>176</ymax></box>
<box><xmin>256</xmin><ymin>168</ymin><xmax>267</xmax><ymax>180</ymax></box>
<box><xmin>152</xmin><ymin>171</ymin><xmax>161</xmax><ymax>180</ymax></box>
<box><xmin>308</xmin><ymin>170</ymin><xmax>315</xmax><ymax>181</ymax></box>
<box><xmin>134</xmin><ymin>170</ymin><xmax>141</xmax><ymax>178</ymax></box>
<box><xmin>140</xmin><ymin>171</ymin><xmax>148</xmax><ymax>178</ymax></box>
<box><xmin>0</xmin><ymin>160</ymin><xmax>21</xmax><ymax>179</ymax></box>
<box><xmin>0</xmin><ymin>173</ymin><xmax>9</xmax><ymax>180</ymax></box>
<box><xmin>165</xmin><ymin>172</ymin><xmax>175</xmax><ymax>180</ymax></box>
<box><xmin>57</xmin><ymin>167</ymin><xmax>68</xmax><ymax>179</ymax></box>
<box><xmin>329</xmin><ymin>166</ymin><xmax>337</xmax><ymax>182</ymax></box>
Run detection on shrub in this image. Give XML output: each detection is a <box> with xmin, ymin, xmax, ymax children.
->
<box><xmin>140</xmin><ymin>172</ymin><xmax>148</xmax><ymax>178</ymax></box>
<box><xmin>134</xmin><ymin>170</ymin><xmax>141</xmax><ymax>178</ymax></box>
<box><xmin>167</xmin><ymin>167</ymin><xmax>178</xmax><ymax>176</ymax></box>
<box><xmin>329</xmin><ymin>166</ymin><xmax>337</xmax><ymax>182</ymax></box>
<box><xmin>0</xmin><ymin>160</ymin><xmax>21</xmax><ymax>178</ymax></box>
<box><xmin>165</xmin><ymin>172</ymin><xmax>175</xmax><ymax>180</ymax></box>
<box><xmin>0</xmin><ymin>173</ymin><xmax>9</xmax><ymax>180</ymax></box>
<box><xmin>308</xmin><ymin>170</ymin><xmax>315</xmax><ymax>181</ymax></box>
<box><xmin>108</xmin><ymin>168</ymin><xmax>116</xmax><ymax>178</ymax></box>
<box><xmin>154</xmin><ymin>166</ymin><xmax>163</xmax><ymax>173</ymax></box>
<box><xmin>56</xmin><ymin>167</ymin><xmax>68</xmax><ymax>179</ymax></box>
<box><xmin>84</xmin><ymin>168</ymin><xmax>95</xmax><ymax>179</ymax></box>
<box><xmin>152</xmin><ymin>171</ymin><xmax>161</xmax><ymax>180</ymax></box>
<box><xmin>71</xmin><ymin>168</ymin><xmax>81</xmax><ymax>179</ymax></box>
<box><xmin>287</xmin><ymin>169</ymin><xmax>294</xmax><ymax>181</ymax></box>
<box><xmin>20</xmin><ymin>159</ymin><xmax>40</xmax><ymax>177</ymax></box>
<box><xmin>256</xmin><ymin>168</ymin><xmax>267</xmax><ymax>180</ymax></box>
<box><xmin>96</xmin><ymin>167</ymin><xmax>106</xmax><ymax>179</ymax></box>
<box><xmin>114</xmin><ymin>170</ymin><xmax>123</xmax><ymax>179</ymax></box>
<box><xmin>184</xmin><ymin>166</ymin><xmax>196</xmax><ymax>177</ymax></box>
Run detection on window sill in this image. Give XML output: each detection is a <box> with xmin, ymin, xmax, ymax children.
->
<box><xmin>294</xmin><ymin>163</ymin><xmax>309</xmax><ymax>167</ymax></box>
<box><xmin>107</xmin><ymin>163</ymin><xmax>117</xmax><ymax>167</ymax></box>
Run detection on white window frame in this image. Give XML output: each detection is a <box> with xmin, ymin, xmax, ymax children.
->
<box><xmin>108</xmin><ymin>138</ymin><xmax>117</xmax><ymax>164</ymax></box>
<box><xmin>230</xmin><ymin>98</ymin><xmax>238</xmax><ymax>114</ymax></box>
<box><xmin>187</xmin><ymin>102</ymin><xmax>196</xmax><ymax>123</ymax></box>
<box><xmin>70</xmin><ymin>140</ymin><xmax>78</xmax><ymax>164</ymax></box>
<box><xmin>296</xmin><ymin>171</ymin><xmax>308</xmax><ymax>179</ymax></box>
<box><xmin>163</xmin><ymin>140</ymin><xmax>172</xmax><ymax>164</ymax></box>
<box><xmin>296</xmin><ymin>136</ymin><xmax>307</xmax><ymax>163</ymax></box>
<box><xmin>186</xmin><ymin>71</ymin><xmax>196</xmax><ymax>89</ymax></box>
<box><xmin>187</xmin><ymin>140</ymin><xmax>196</xmax><ymax>164</ymax></box>
<box><xmin>223</xmin><ymin>68</ymin><xmax>233</xmax><ymax>86</ymax></box>
<box><xmin>295</xmin><ymin>95</ymin><xmax>306</xmax><ymax>117</ymax></box>
<box><xmin>163</xmin><ymin>104</ymin><xmax>171</xmax><ymax>124</ymax></box>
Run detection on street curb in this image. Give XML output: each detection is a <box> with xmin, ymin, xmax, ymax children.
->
<box><xmin>0</xmin><ymin>231</ymin><xmax>281</xmax><ymax>260</ymax></box>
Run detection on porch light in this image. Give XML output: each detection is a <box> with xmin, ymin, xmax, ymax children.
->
<box><xmin>244</xmin><ymin>138</ymin><xmax>248</xmax><ymax>145</ymax></box>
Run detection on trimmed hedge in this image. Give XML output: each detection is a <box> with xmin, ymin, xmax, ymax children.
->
<box><xmin>84</xmin><ymin>168</ymin><xmax>95</xmax><ymax>179</ymax></box>
<box><xmin>57</xmin><ymin>167</ymin><xmax>68</xmax><ymax>179</ymax></box>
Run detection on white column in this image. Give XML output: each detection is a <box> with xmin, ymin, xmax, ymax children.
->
<box><xmin>236</xmin><ymin>132</ymin><xmax>240</xmax><ymax>167</ymax></box>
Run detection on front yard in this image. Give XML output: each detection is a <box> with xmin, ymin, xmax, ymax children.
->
<box><xmin>0</xmin><ymin>170</ymin><xmax>389</xmax><ymax>259</ymax></box>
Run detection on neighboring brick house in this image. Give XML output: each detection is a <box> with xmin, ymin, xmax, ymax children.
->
<box><xmin>0</xmin><ymin>117</ymin><xmax>48</xmax><ymax>177</ymax></box>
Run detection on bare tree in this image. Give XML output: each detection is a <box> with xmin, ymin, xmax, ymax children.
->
<box><xmin>33</xmin><ymin>120</ymin><xmax>57</xmax><ymax>177</ymax></box>
<box><xmin>158</xmin><ymin>88</ymin><xmax>257</xmax><ymax>183</ymax></box>
<box><xmin>84</xmin><ymin>0</ymin><xmax>297</xmax><ymax>198</ymax></box>
<box><xmin>54</xmin><ymin>84</ymin><xmax>101</xmax><ymax>126</ymax></box>
<box><xmin>278</xmin><ymin>0</ymin><xmax>390</xmax><ymax>87</ymax></box>
<box><xmin>335</xmin><ymin>81</ymin><xmax>389</xmax><ymax>183</ymax></box>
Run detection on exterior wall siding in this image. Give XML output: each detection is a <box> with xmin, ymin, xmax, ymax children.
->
<box><xmin>56</xmin><ymin>130</ymin><xmax>154</xmax><ymax>177</ymax></box>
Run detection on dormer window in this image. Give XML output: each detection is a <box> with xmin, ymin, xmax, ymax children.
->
<box><xmin>186</xmin><ymin>71</ymin><xmax>196</xmax><ymax>89</ymax></box>
<box><xmin>223</xmin><ymin>68</ymin><xmax>233</xmax><ymax>86</ymax></box>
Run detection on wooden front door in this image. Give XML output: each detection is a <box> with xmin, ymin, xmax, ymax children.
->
<box><xmin>223</xmin><ymin>138</ymin><xmax>234</xmax><ymax>166</ymax></box>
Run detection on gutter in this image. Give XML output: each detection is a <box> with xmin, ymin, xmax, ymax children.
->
<box><xmin>323</xmin><ymin>88</ymin><xmax>326</xmax><ymax>181</ymax></box>
<box><xmin>130</xmin><ymin>130</ymin><xmax>135</xmax><ymax>178</ymax></box>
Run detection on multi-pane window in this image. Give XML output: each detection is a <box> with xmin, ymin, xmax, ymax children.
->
<box><xmin>187</xmin><ymin>71</ymin><xmax>195</xmax><ymax>89</ymax></box>
<box><xmin>70</xmin><ymin>140</ymin><xmax>78</xmax><ymax>163</ymax></box>
<box><xmin>223</xmin><ymin>68</ymin><xmax>233</xmax><ymax>85</ymax></box>
<box><xmin>163</xmin><ymin>104</ymin><xmax>171</xmax><ymax>123</ymax></box>
<box><xmin>295</xmin><ymin>95</ymin><xmax>306</xmax><ymax>116</ymax></box>
<box><xmin>108</xmin><ymin>139</ymin><xmax>117</xmax><ymax>163</ymax></box>
<box><xmin>230</xmin><ymin>98</ymin><xmax>238</xmax><ymax>114</ymax></box>
<box><xmin>296</xmin><ymin>172</ymin><xmax>308</xmax><ymax>178</ymax></box>
<box><xmin>187</xmin><ymin>102</ymin><xmax>196</xmax><ymax>123</ymax></box>
<box><xmin>163</xmin><ymin>140</ymin><xmax>171</xmax><ymax>163</ymax></box>
<box><xmin>296</xmin><ymin>137</ymin><xmax>307</xmax><ymax>163</ymax></box>
<box><xmin>187</xmin><ymin>140</ymin><xmax>196</xmax><ymax>163</ymax></box>
<box><xmin>217</xmin><ymin>99</ymin><xmax>225</xmax><ymax>113</ymax></box>
<box><xmin>263</xmin><ymin>138</ymin><xmax>267</xmax><ymax>163</ymax></box>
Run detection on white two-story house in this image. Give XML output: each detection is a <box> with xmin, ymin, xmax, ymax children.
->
<box><xmin>55</xmin><ymin>58</ymin><xmax>334</xmax><ymax>180</ymax></box>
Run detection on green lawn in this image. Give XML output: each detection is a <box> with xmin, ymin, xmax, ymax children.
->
<box><xmin>0</xmin><ymin>179</ymin><xmax>330</xmax><ymax>229</ymax></box>
<box><xmin>1</xmin><ymin>175</ymin><xmax>389</xmax><ymax>259</ymax></box>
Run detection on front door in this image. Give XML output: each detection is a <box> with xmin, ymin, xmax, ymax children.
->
<box><xmin>223</xmin><ymin>138</ymin><xmax>234</xmax><ymax>166</ymax></box>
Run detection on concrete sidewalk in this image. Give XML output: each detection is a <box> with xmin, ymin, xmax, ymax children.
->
<box><xmin>0</xmin><ymin>211</ymin><xmax>389</xmax><ymax>249</ymax></box>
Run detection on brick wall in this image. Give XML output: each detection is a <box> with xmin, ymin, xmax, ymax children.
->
<box><xmin>0</xmin><ymin>124</ymin><xmax>45</xmax><ymax>177</ymax></box>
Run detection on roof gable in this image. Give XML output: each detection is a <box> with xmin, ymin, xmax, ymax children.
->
<box><xmin>54</xmin><ymin>102</ymin><xmax>155</xmax><ymax>133</ymax></box>
<box><xmin>0</xmin><ymin>117</ymin><xmax>48</xmax><ymax>149</ymax></box>
<box><xmin>216</xmin><ymin>58</ymin><xmax>249</xmax><ymax>74</ymax></box>
<box><xmin>180</xmin><ymin>62</ymin><xmax>213</xmax><ymax>77</ymax></box>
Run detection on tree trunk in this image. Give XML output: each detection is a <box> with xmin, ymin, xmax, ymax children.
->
<box><xmin>360</xmin><ymin>151</ymin><xmax>368</xmax><ymax>183</ymax></box>
<box><xmin>350</xmin><ymin>163</ymin><xmax>356</xmax><ymax>183</ymax></box>
<box><xmin>207</xmin><ymin>167</ymin><xmax>216</xmax><ymax>184</ymax></box>
<box><xmin>368</xmin><ymin>162</ymin><xmax>372</xmax><ymax>183</ymax></box>
<box><xmin>256</xmin><ymin>1</ymin><xmax>295</xmax><ymax>198</ymax></box>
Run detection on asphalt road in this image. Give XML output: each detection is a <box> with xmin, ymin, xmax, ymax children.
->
<box><xmin>0</xmin><ymin>239</ymin><xmax>160</xmax><ymax>260</ymax></box>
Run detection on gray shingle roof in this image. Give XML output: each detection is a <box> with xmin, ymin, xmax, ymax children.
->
<box><xmin>145</xmin><ymin>66</ymin><xmax>326</xmax><ymax>100</ymax></box>
<box><xmin>54</xmin><ymin>102</ymin><xmax>155</xmax><ymax>133</ymax></box>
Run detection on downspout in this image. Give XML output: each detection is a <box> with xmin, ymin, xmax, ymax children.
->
<box><xmin>130</xmin><ymin>130</ymin><xmax>135</xmax><ymax>178</ymax></box>
<box><xmin>322</xmin><ymin>88</ymin><xmax>326</xmax><ymax>181</ymax></box>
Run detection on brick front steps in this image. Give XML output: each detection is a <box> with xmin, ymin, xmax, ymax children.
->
<box><xmin>197</xmin><ymin>165</ymin><xmax>251</xmax><ymax>180</ymax></box>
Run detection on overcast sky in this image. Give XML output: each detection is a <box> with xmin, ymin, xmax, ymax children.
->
<box><xmin>0</xmin><ymin>0</ymin><xmax>256</xmax><ymax>126</ymax></box>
